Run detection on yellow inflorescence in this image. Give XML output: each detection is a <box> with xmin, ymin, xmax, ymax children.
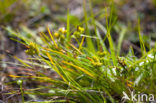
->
<box><xmin>91</xmin><ymin>56</ymin><xmax>103</xmax><ymax>67</ymax></box>
<box><xmin>25</xmin><ymin>42</ymin><xmax>39</xmax><ymax>56</ymax></box>
<box><xmin>77</xmin><ymin>26</ymin><xmax>84</xmax><ymax>33</ymax></box>
<box><xmin>73</xmin><ymin>26</ymin><xmax>85</xmax><ymax>38</ymax></box>
<box><xmin>58</xmin><ymin>27</ymin><xmax>67</xmax><ymax>34</ymax></box>
<box><xmin>54</xmin><ymin>32</ymin><xmax>60</xmax><ymax>38</ymax></box>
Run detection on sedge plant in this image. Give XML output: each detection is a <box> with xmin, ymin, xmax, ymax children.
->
<box><xmin>6</xmin><ymin>2</ymin><xmax>156</xmax><ymax>103</ymax></box>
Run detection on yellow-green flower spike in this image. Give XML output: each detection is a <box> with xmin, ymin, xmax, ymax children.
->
<box><xmin>91</xmin><ymin>62</ymin><xmax>102</xmax><ymax>67</ymax></box>
<box><xmin>77</xmin><ymin>26</ymin><xmax>84</xmax><ymax>33</ymax></box>
<box><xmin>54</xmin><ymin>32</ymin><xmax>60</xmax><ymax>38</ymax></box>
<box><xmin>58</xmin><ymin>27</ymin><xmax>67</xmax><ymax>34</ymax></box>
<box><xmin>92</xmin><ymin>56</ymin><xmax>99</xmax><ymax>62</ymax></box>
<box><xmin>25</xmin><ymin>42</ymin><xmax>39</xmax><ymax>56</ymax></box>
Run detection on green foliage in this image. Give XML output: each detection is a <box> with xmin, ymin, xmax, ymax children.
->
<box><xmin>7</xmin><ymin>2</ymin><xmax>156</xmax><ymax>103</ymax></box>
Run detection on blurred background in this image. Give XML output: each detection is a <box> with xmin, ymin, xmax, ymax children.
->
<box><xmin>0</xmin><ymin>0</ymin><xmax>156</xmax><ymax>102</ymax></box>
